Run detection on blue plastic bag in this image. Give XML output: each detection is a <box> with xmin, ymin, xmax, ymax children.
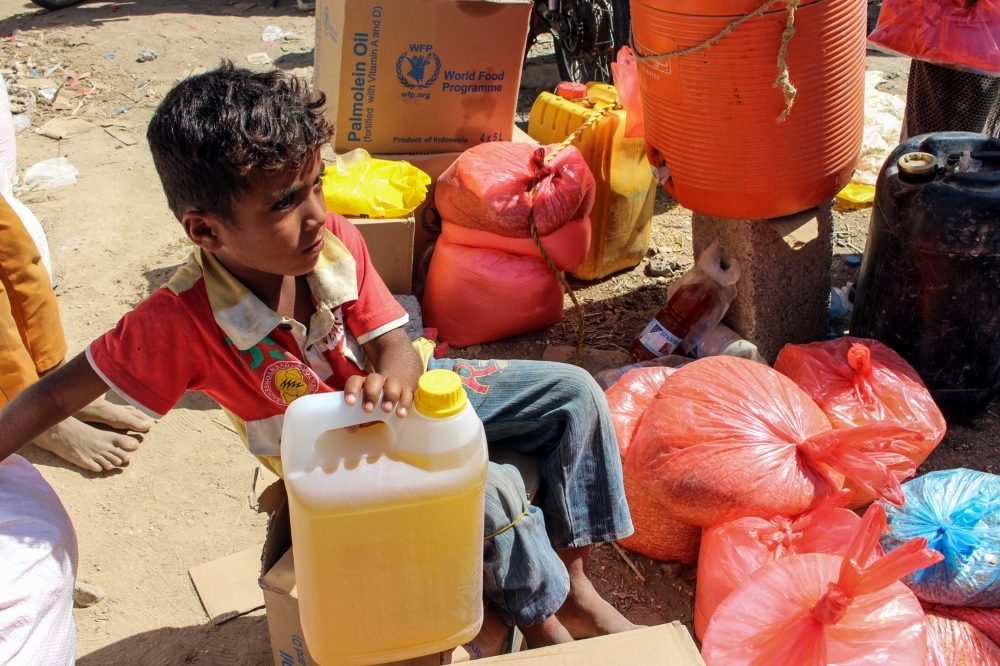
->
<box><xmin>881</xmin><ymin>469</ymin><xmax>1000</xmax><ymax>607</ymax></box>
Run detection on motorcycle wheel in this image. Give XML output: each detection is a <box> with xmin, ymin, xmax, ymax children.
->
<box><xmin>31</xmin><ymin>0</ymin><xmax>86</xmax><ymax>9</ymax></box>
<box><xmin>553</xmin><ymin>0</ymin><xmax>630</xmax><ymax>84</ymax></box>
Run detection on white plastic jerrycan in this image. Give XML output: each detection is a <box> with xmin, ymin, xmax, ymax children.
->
<box><xmin>280</xmin><ymin>369</ymin><xmax>489</xmax><ymax>666</ymax></box>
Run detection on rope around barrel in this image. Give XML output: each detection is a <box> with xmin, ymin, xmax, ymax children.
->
<box><xmin>629</xmin><ymin>0</ymin><xmax>802</xmax><ymax>121</ymax></box>
<box><xmin>527</xmin><ymin>103</ymin><xmax>616</xmax><ymax>366</ymax></box>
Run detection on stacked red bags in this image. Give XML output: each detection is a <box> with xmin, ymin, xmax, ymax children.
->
<box><xmin>623</xmin><ymin>356</ymin><xmax>922</xmax><ymax>527</ymax></box>
<box><xmin>605</xmin><ymin>367</ymin><xmax>701</xmax><ymax>563</ymax></box>
<box><xmin>868</xmin><ymin>0</ymin><xmax>1000</xmax><ymax>76</ymax></box>
<box><xmin>702</xmin><ymin>503</ymin><xmax>944</xmax><ymax>665</ymax></box>
<box><xmin>423</xmin><ymin>143</ymin><xmax>595</xmax><ymax>347</ymax></box>
<box><xmin>775</xmin><ymin>338</ymin><xmax>946</xmax><ymax>507</ymax></box>
<box><xmin>925</xmin><ymin>611</ymin><xmax>1000</xmax><ymax>666</ymax></box>
<box><xmin>693</xmin><ymin>489</ymin><xmax>868</xmax><ymax>639</ymax></box>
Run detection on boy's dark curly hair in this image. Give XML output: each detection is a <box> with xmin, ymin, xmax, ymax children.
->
<box><xmin>147</xmin><ymin>61</ymin><xmax>332</xmax><ymax>223</ymax></box>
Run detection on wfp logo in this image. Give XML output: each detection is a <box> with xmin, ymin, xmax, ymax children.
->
<box><xmin>396</xmin><ymin>44</ymin><xmax>441</xmax><ymax>89</ymax></box>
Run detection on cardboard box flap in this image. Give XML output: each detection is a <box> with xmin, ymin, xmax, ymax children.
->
<box><xmin>475</xmin><ymin>623</ymin><xmax>705</xmax><ymax>665</ymax></box>
<box><xmin>260</xmin><ymin>479</ymin><xmax>291</xmax><ymax>577</ymax></box>
<box><xmin>189</xmin><ymin>545</ymin><xmax>267</xmax><ymax>624</ymax></box>
<box><xmin>260</xmin><ymin>547</ymin><xmax>299</xmax><ymax>598</ymax></box>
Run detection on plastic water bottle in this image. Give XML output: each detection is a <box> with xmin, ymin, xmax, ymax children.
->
<box><xmin>693</xmin><ymin>324</ymin><xmax>763</xmax><ymax>363</ymax></box>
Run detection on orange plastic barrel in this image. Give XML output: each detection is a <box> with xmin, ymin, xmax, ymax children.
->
<box><xmin>632</xmin><ymin>0</ymin><xmax>866</xmax><ymax>219</ymax></box>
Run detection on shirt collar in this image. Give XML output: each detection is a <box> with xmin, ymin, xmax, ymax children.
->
<box><xmin>188</xmin><ymin>229</ymin><xmax>359</xmax><ymax>351</ymax></box>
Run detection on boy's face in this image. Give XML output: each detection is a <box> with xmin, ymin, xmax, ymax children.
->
<box><xmin>183</xmin><ymin>150</ymin><xmax>328</xmax><ymax>278</ymax></box>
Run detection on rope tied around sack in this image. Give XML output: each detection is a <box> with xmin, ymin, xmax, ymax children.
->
<box><xmin>629</xmin><ymin>0</ymin><xmax>802</xmax><ymax>122</ymax></box>
<box><xmin>528</xmin><ymin>103</ymin><xmax>616</xmax><ymax>366</ymax></box>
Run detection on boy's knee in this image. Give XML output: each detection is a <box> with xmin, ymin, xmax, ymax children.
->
<box><xmin>485</xmin><ymin>463</ymin><xmax>529</xmax><ymax>533</ymax></box>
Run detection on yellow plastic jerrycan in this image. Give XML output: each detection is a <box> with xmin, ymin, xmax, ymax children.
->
<box><xmin>528</xmin><ymin>82</ymin><xmax>656</xmax><ymax>281</ymax></box>
<box><xmin>280</xmin><ymin>370</ymin><xmax>489</xmax><ymax>665</ymax></box>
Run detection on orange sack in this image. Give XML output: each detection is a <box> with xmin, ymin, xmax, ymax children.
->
<box><xmin>693</xmin><ymin>489</ymin><xmax>870</xmax><ymax>640</ymax></box>
<box><xmin>701</xmin><ymin>503</ymin><xmax>943</xmax><ymax>666</ymax></box>
<box><xmin>605</xmin><ymin>367</ymin><xmax>701</xmax><ymax>563</ymax></box>
<box><xmin>421</xmin><ymin>236</ymin><xmax>565</xmax><ymax>348</ymax></box>
<box><xmin>623</xmin><ymin>356</ymin><xmax>924</xmax><ymax>527</ymax></box>
<box><xmin>925</xmin><ymin>611</ymin><xmax>1000</xmax><ymax>666</ymax></box>
<box><xmin>923</xmin><ymin>604</ymin><xmax>1000</xmax><ymax>647</ymax></box>
<box><xmin>775</xmin><ymin>338</ymin><xmax>946</xmax><ymax>507</ymax></box>
<box><xmin>438</xmin><ymin>217</ymin><xmax>591</xmax><ymax>273</ymax></box>
<box><xmin>434</xmin><ymin>142</ymin><xmax>596</xmax><ymax>238</ymax></box>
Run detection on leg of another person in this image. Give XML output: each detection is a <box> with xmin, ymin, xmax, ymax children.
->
<box><xmin>903</xmin><ymin>60</ymin><xmax>1000</xmax><ymax>139</ymax></box>
<box><xmin>0</xmin><ymin>454</ymin><xmax>78</xmax><ymax>666</ymax></box>
<box><xmin>0</xmin><ymin>195</ymin><xmax>152</xmax><ymax>471</ymax></box>
<box><xmin>431</xmin><ymin>358</ymin><xmax>637</xmax><ymax>640</ymax></box>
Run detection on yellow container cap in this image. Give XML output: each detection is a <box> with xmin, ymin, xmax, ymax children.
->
<box><xmin>414</xmin><ymin>369</ymin><xmax>467</xmax><ymax>418</ymax></box>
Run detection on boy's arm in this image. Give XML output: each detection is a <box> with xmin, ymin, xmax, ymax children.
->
<box><xmin>0</xmin><ymin>353</ymin><xmax>110</xmax><ymax>462</ymax></box>
<box><xmin>345</xmin><ymin>328</ymin><xmax>424</xmax><ymax>417</ymax></box>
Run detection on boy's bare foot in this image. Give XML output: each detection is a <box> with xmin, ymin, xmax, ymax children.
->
<box><xmin>33</xmin><ymin>417</ymin><xmax>140</xmax><ymax>472</ymax></box>
<box><xmin>75</xmin><ymin>396</ymin><xmax>154</xmax><ymax>432</ymax></box>
<box><xmin>520</xmin><ymin>615</ymin><xmax>574</xmax><ymax>649</ymax></box>
<box><xmin>555</xmin><ymin>545</ymin><xmax>641</xmax><ymax>639</ymax></box>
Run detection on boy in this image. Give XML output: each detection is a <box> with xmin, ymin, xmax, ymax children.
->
<box><xmin>0</xmin><ymin>64</ymin><xmax>635</xmax><ymax>647</ymax></box>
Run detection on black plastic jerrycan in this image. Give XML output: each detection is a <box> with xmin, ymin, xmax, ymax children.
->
<box><xmin>851</xmin><ymin>132</ymin><xmax>1000</xmax><ymax>418</ymax></box>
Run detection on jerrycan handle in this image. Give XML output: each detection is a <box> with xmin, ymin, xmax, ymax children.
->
<box><xmin>280</xmin><ymin>391</ymin><xmax>403</xmax><ymax>455</ymax></box>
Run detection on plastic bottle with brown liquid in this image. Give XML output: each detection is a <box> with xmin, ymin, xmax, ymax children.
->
<box><xmin>630</xmin><ymin>281</ymin><xmax>718</xmax><ymax>362</ymax></box>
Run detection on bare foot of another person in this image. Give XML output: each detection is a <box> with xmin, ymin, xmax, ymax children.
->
<box><xmin>75</xmin><ymin>396</ymin><xmax>154</xmax><ymax>433</ymax></box>
<box><xmin>555</xmin><ymin>545</ymin><xmax>641</xmax><ymax>639</ymax></box>
<box><xmin>33</xmin><ymin>417</ymin><xmax>140</xmax><ymax>472</ymax></box>
<box><xmin>520</xmin><ymin>615</ymin><xmax>574</xmax><ymax>649</ymax></box>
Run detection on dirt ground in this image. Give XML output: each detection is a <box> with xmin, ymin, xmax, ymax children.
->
<box><xmin>1</xmin><ymin>1</ymin><xmax>998</xmax><ymax>663</ymax></box>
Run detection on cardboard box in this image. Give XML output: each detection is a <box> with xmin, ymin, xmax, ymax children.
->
<box><xmin>477</xmin><ymin>623</ymin><xmax>705</xmax><ymax>665</ymax></box>
<box><xmin>315</xmin><ymin>0</ymin><xmax>532</xmax><ymax>154</ymax></box>
<box><xmin>349</xmin><ymin>215</ymin><xmax>415</xmax><ymax>295</ymax></box>
<box><xmin>369</xmin><ymin>152</ymin><xmax>460</xmax><ymax>284</ymax></box>
<box><xmin>258</xmin><ymin>481</ymin><xmax>521</xmax><ymax>666</ymax></box>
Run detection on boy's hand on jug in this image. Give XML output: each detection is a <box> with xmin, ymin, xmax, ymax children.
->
<box><xmin>344</xmin><ymin>372</ymin><xmax>415</xmax><ymax>419</ymax></box>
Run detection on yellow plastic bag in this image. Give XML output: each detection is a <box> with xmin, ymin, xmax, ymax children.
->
<box><xmin>321</xmin><ymin>149</ymin><xmax>431</xmax><ymax>218</ymax></box>
<box><xmin>836</xmin><ymin>182</ymin><xmax>876</xmax><ymax>206</ymax></box>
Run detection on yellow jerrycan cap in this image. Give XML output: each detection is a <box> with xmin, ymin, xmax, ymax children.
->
<box><xmin>414</xmin><ymin>369</ymin><xmax>467</xmax><ymax>418</ymax></box>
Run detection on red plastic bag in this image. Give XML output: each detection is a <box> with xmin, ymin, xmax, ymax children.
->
<box><xmin>605</xmin><ymin>366</ymin><xmax>678</xmax><ymax>456</ymax></box>
<box><xmin>439</xmin><ymin>217</ymin><xmax>591</xmax><ymax>273</ymax></box>
<box><xmin>702</xmin><ymin>503</ymin><xmax>944</xmax><ymax>666</ymax></box>
<box><xmin>435</xmin><ymin>142</ymin><xmax>596</xmax><ymax>238</ymax></box>
<box><xmin>693</xmin><ymin>489</ymin><xmax>868</xmax><ymax>639</ymax></box>
<box><xmin>421</xmin><ymin>236</ymin><xmax>564</xmax><ymax>348</ymax></box>
<box><xmin>925</xmin><ymin>611</ymin><xmax>1000</xmax><ymax>666</ymax></box>
<box><xmin>610</xmin><ymin>46</ymin><xmax>644</xmax><ymax>139</ymax></box>
<box><xmin>775</xmin><ymin>338</ymin><xmax>946</xmax><ymax>507</ymax></box>
<box><xmin>924</xmin><ymin>604</ymin><xmax>1000</xmax><ymax>646</ymax></box>
<box><xmin>623</xmin><ymin>356</ymin><xmax>923</xmax><ymax>527</ymax></box>
<box><xmin>606</xmin><ymin>366</ymin><xmax>701</xmax><ymax>563</ymax></box>
<box><xmin>868</xmin><ymin>0</ymin><xmax>1000</xmax><ymax>76</ymax></box>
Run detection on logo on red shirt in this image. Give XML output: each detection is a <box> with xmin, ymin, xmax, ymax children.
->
<box><xmin>262</xmin><ymin>361</ymin><xmax>320</xmax><ymax>405</ymax></box>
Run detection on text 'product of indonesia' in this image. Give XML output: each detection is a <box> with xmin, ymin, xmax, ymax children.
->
<box><xmin>280</xmin><ymin>369</ymin><xmax>489</xmax><ymax>665</ymax></box>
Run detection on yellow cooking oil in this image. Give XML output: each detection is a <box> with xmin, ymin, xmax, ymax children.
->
<box><xmin>281</xmin><ymin>370</ymin><xmax>489</xmax><ymax>665</ymax></box>
<box><xmin>528</xmin><ymin>82</ymin><xmax>656</xmax><ymax>280</ymax></box>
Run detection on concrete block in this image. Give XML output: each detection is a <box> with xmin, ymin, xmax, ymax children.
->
<box><xmin>691</xmin><ymin>203</ymin><xmax>833</xmax><ymax>363</ymax></box>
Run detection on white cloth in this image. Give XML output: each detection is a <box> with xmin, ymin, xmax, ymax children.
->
<box><xmin>0</xmin><ymin>455</ymin><xmax>78</xmax><ymax>666</ymax></box>
<box><xmin>0</xmin><ymin>81</ymin><xmax>16</xmax><ymax>182</ymax></box>
<box><xmin>1</xmin><ymin>191</ymin><xmax>52</xmax><ymax>279</ymax></box>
